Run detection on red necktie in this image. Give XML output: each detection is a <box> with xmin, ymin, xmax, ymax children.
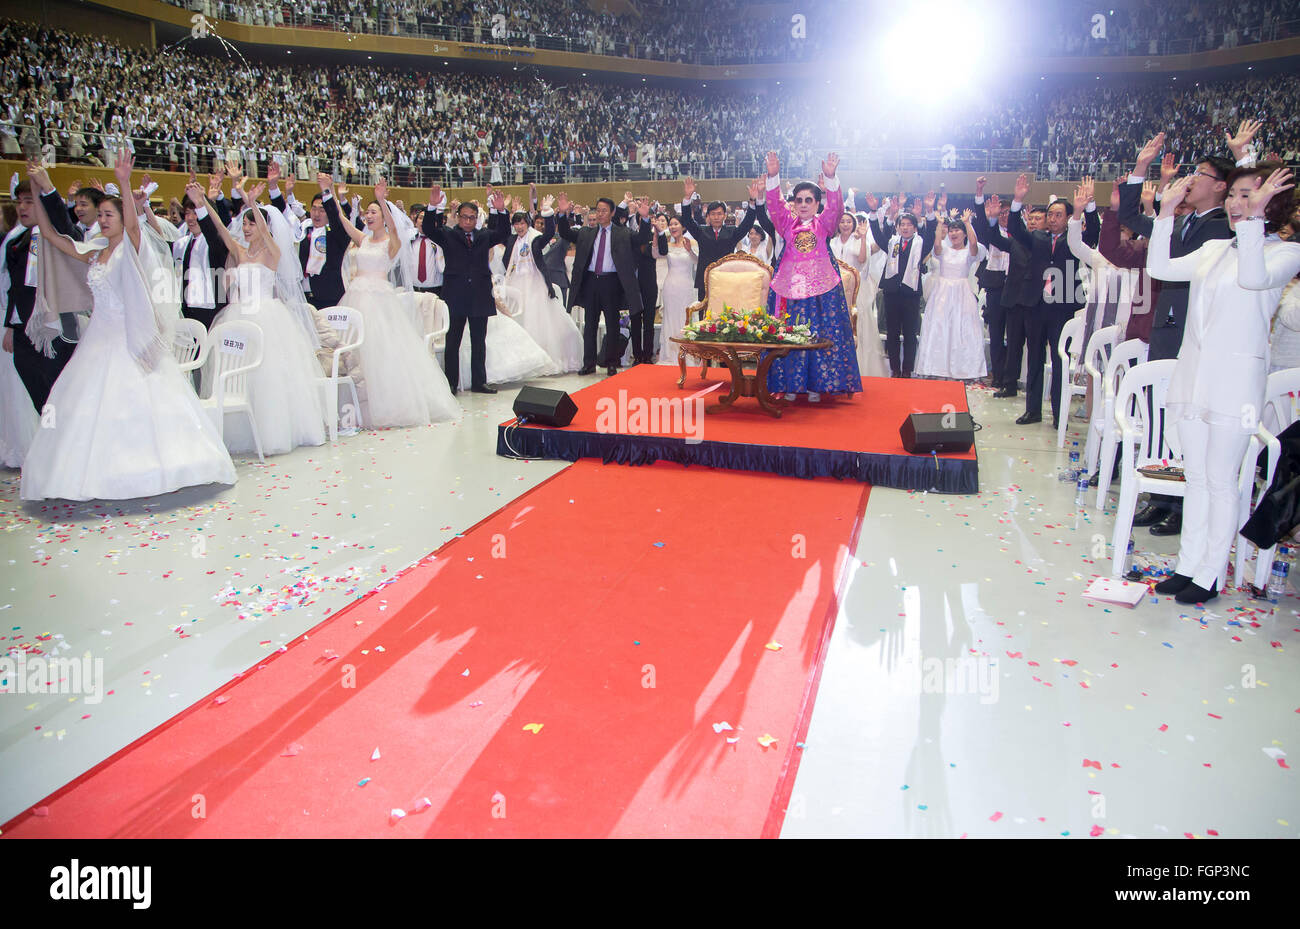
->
<box><xmin>595</xmin><ymin>226</ymin><xmax>607</xmax><ymax>273</ymax></box>
<box><xmin>466</xmin><ymin>231</ymin><xmax>473</xmax><ymax>248</ymax></box>
<box><xmin>417</xmin><ymin>235</ymin><xmax>427</xmax><ymax>281</ymax></box>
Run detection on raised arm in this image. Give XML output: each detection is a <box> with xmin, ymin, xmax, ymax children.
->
<box><xmin>242</xmin><ymin>181</ymin><xmax>281</xmax><ymax>267</ymax></box>
<box><xmin>185</xmin><ymin>181</ymin><xmax>230</xmax><ymax>266</ymax></box>
<box><xmin>678</xmin><ymin>176</ymin><xmax>704</xmax><ymax>239</ymax></box>
<box><xmin>1005</xmin><ymin>174</ymin><xmax>1034</xmax><ymax>249</ymax></box>
<box><xmin>319</xmin><ymin>173</ymin><xmax>364</xmax><ymax>247</ymax></box>
<box><xmin>1145</xmin><ymin>176</ymin><xmax>1201</xmax><ymax>282</ymax></box>
<box><xmin>487</xmin><ymin>188</ymin><xmax>510</xmax><ymax>247</ymax></box>
<box><xmin>27</xmin><ymin>161</ymin><xmax>78</xmax><ymax>239</ymax></box>
<box><xmin>554</xmin><ymin>192</ymin><xmax>580</xmax><ymax>243</ymax></box>
<box><xmin>112</xmin><ymin>150</ymin><xmax>141</xmax><ymax>253</ymax></box>
<box><xmin>1238</xmin><ymin>168</ymin><xmax>1300</xmax><ymax>290</ymax></box>
<box><xmin>1067</xmin><ymin>182</ymin><xmax>1101</xmax><ymax>268</ymax></box>
<box><xmin>1081</xmin><ymin>178</ymin><xmax>1101</xmax><ymax>248</ymax></box>
<box><xmin>193</xmin><ymin>180</ymin><xmax>246</xmax><ymax>263</ymax></box>
<box><xmin>29</xmin><ymin>174</ymin><xmax>90</xmax><ymax>261</ymax></box>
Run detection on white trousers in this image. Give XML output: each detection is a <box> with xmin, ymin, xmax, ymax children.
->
<box><xmin>1175</xmin><ymin>418</ymin><xmax>1250</xmax><ymax>589</ymax></box>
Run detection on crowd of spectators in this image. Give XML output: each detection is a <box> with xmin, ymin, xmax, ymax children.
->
<box><xmin>159</xmin><ymin>0</ymin><xmax>1300</xmax><ymax>64</ymax></box>
<box><xmin>2</xmin><ymin>18</ymin><xmax>1297</xmax><ymax>190</ymax></box>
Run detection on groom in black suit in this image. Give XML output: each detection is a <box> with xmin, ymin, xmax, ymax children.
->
<box><xmin>423</xmin><ymin>183</ymin><xmax>510</xmax><ymax>393</ymax></box>
<box><xmin>678</xmin><ymin>176</ymin><xmax>759</xmax><ymax>299</ymax></box>
<box><xmin>556</xmin><ymin>193</ymin><xmax>649</xmax><ymax>375</ymax></box>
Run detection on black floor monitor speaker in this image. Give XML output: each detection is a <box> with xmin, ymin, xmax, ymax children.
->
<box><xmin>900</xmin><ymin>411</ymin><xmax>975</xmax><ymax>454</ymax></box>
<box><xmin>513</xmin><ymin>386</ymin><xmax>577</xmax><ymax>427</ymax></box>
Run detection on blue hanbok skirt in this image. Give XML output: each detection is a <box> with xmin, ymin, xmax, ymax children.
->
<box><xmin>765</xmin><ymin>269</ymin><xmax>862</xmax><ymax>396</ymax></box>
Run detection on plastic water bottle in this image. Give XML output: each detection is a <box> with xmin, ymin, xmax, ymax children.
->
<box><xmin>1075</xmin><ymin>470</ymin><xmax>1089</xmax><ymax>505</ymax></box>
<box><xmin>1069</xmin><ymin>441</ymin><xmax>1081</xmax><ymax>478</ymax></box>
<box><xmin>1268</xmin><ymin>545</ymin><xmax>1292</xmax><ymax>600</ymax></box>
<box><xmin>1122</xmin><ymin>538</ymin><xmax>1135</xmax><ymax>576</ymax></box>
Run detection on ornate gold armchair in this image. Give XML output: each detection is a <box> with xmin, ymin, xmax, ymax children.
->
<box><xmin>837</xmin><ymin>259</ymin><xmax>861</xmax><ymax>340</ymax></box>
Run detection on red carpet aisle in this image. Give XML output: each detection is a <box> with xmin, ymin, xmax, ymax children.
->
<box><xmin>3</xmin><ymin>461</ymin><xmax>869</xmax><ymax>838</ymax></box>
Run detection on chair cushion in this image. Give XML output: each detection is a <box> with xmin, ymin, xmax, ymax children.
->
<box><xmin>706</xmin><ymin>263</ymin><xmax>771</xmax><ymax>318</ymax></box>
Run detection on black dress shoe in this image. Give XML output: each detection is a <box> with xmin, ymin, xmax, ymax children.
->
<box><xmin>1088</xmin><ymin>471</ymin><xmax>1100</xmax><ymax>487</ymax></box>
<box><xmin>579</xmin><ymin>365</ymin><xmax>596</xmax><ymax>375</ymax></box>
<box><xmin>1153</xmin><ymin>572</ymin><xmax>1192</xmax><ymax>595</ymax></box>
<box><xmin>1015</xmin><ymin>412</ymin><xmax>1042</xmax><ymax>425</ymax></box>
<box><xmin>993</xmin><ymin>388</ymin><xmax>1017</xmax><ymax>399</ymax></box>
<box><xmin>1149</xmin><ymin>511</ymin><xmax>1182</xmax><ymax>536</ymax></box>
<box><xmin>1174</xmin><ymin>581</ymin><xmax>1218</xmax><ymax>604</ymax></box>
<box><xmin>470</xmin><ymin>384</ymin><xmax>498</xmax><ymax>394</ymax></box>
<box><xmin>607</xmin><ymin>366</ymin><xmax>618</xmax><ymax>376</ymax></box>
<box><xmin>1052</xmin><ymin>418</ymin><xmax>1060</xmax><ymax>430</ymax></box>
<box><xmin>1132</xmin><ymin>503</ymin><xmax>1170</xmax><ymax>527</ymax></box>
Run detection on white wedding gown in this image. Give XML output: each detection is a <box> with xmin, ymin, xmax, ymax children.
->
<box><xmin>21</xmin><ymin>246</ymin><xmax>236</xmax><ymax>501</ymax></box>
<box><xmin>656</xmin><ymin>240</ymin><xmax>697</xmax><ymax>365</ymax></box>
<box><xmin>831</xmin><ymin>235</ymin><xmax>890</xmax><ymax>378</ymax></box>
<box><xmin>0</xmin><ymin>347</ymin><xmax>38</xmax><ymax>467</ymax></box>
<box><xmin>914</xmin><ymin>243</ymin><xmax>988</xmax><ymax>380</ymax></box>
<box><xmin>339</xmin><ymin>236</ymin><xmax>462</xmax><ymax>427</ymax></box>
<box><xmin>503</xmin><ymin>231</ymin><xmax>583</xmax><ymax>374</ymax></box>
<box><xmin>207</xmin><ymin>263</ymin><xmax>326</xmax><ymax>455</ymax></box>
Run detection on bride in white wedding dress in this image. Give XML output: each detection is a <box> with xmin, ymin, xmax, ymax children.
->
<box><xmin>21</xmin><ymin>154</ymin><xmax>235</xmax><ymax>501</ymax></box>
<box><xmin>331</xmin><ymin>174</ymin><xmax>462</xmax><ymax>427</ymax></box>
<box><xmin>500</xmin><ymin>197</ymin><xmax>583</xmax><ymax>374</ymax></box>
<box><xmin>191</xmin><ymin>177</ymin><xmax>326</xmax><ymax>456</ymax></box>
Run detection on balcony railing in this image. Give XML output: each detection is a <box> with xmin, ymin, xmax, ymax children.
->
<box><xmin>5</xmin><ymin>131</ymin><xmax>1046</xmax><ymax>188</ymax></box>
<box><xmin>166</xmin><ymin>3</ymin><xmax>1300</xmax><ymax>67</ymax></box>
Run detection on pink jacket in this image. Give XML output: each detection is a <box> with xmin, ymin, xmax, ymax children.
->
<box><xmin>766</xmin><ymin>178</ymin><xmax>843</xmax><ymax>300</ymax></box>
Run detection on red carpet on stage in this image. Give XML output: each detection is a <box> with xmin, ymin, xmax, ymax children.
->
<box><xmin>499</xmin><ymin>366</ymin><xmax>978</xmax><ymax>492</ymax></box>
<box><xmin>2</xmin><ymin>460</ymin><xmax>868</xmax><ymax>839</ymax></box>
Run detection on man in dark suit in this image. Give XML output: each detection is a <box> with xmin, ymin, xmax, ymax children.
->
<box><xmin>3</xmin><ymin>180</ymin><xmax>74</xmax><ymax>413</ymax></box>
<box><xmin>972</xmin><ymin>177</ymin><xmax>1014</xmax><ymax>392</ymax></box>
<box><xmin>614</xmin><ymin>193</ymin><xmax>669</xmax><ymax>364</ymax></box>
<box><xmin>678</xmin><ymin>177</ymin><xmax>758</xmax><ymax>300</ymax></box>
<box><xmin>555</xmin><ymin>193</ymin><xmax>649</xmax><ymax>376</ymax></box>
<box><xmin>176</xmin><ymin>181</ymin><xmax>231</xmax><ymax>331</ymax></box>
<box><xmin>423</xmin><ymin>182</ymin><xmax>510</xmax><ymax>393</ymax></box>
<box><xmin>863</xmin><ymin>191</ymin><xmax>938</xmax><ymax>378</ymax></box>
<box><xmin>539</xmin><ymin>215</ymin><xmax>570</xmax><ymax>306</ymax></box>
<box><xmin>984</xmin><ymin>174</ymin><xmax>1093</xmax><ymax>428</ymax></box>
<box><xmin>1118</xmin><ymin>132</ymin><xmax>1235</xmax><ymax>535</ymax></box>
<box><xmin>294</xmin><ymin>174</ymin><xmax>354</xmax><ymax>310</ymax></box>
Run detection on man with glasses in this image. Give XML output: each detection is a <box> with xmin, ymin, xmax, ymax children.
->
<box><xmin>1117</xmin><ymin>130</ymin><xmax>1241</xmax><ymax>538</ymax></box>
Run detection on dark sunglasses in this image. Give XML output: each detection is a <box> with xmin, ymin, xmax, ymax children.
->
<box><xmin>793</xmin><ymin>196</ymin><xmax>816</xmax><ymax>204</ymax></box>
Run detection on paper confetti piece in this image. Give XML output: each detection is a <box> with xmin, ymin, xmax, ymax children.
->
<box><xmin>281</xmin><ymin>743</ymin><xmax>303</xmax><ymax>757</ymax></box>
<box><xmin>764</xmin><ymin>641</ymin><xmax>783</xmax><ymax>651</ymax></box>
<box><xmin>358</xmin><ymin>777</ymin><xmax>370</xmax><ymax>787</ymax></box>
<box><xmin>1082</xmin><ymin>758</ymin><xmax>1102</xmax><ymax>770</ymax></box>
<box><xmin>1090</xmin><ymin>825</ymin><xmax>1104</xmax><ymax>837</ymax></box>
<box><xmin>389</xmin><ymin>809</ymin><xmax>406</xmax><ymax>823</ymax></box>
<box><xmin>412</xmin><ymin>797</ymin><xmax>432</xmax><ymax>813</ymax></box>
<box><xmin>989</xmin><ymin>811</ymin><xmax>1003</xmax><ymax>822</ymax></box>
<box><xmin>212</xmin><ymin>695</ymin><xmax>229</xmax><ymax>705</ymax></box>
<box><xmin>712</xmin><ymin>722</ymin><xmax>733</xmax><ymax>733</ymax></box>
<box><xmin>371</xmin><ymin>747</ymin><xmax>381</xmax><ymax>761</ymax></box>
<box><xmin>522</xmin><ymin>723</ymin><xmax>543</xmax><ymax>734</ymax></box>
<box><xmin>757</xmin><ymin>734</ymin><xmax>778</xmax><ymax>748</ymax></box>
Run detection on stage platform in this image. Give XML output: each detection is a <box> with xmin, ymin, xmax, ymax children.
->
<box><xmin>497</xmin><ymin>365</ymin><xmax>978</xmax><ymax>493</ymax></box>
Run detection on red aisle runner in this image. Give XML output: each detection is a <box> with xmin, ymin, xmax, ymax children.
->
<box><xmin>4</xmin><ymin>461</ymin><xmax>868</xmax><ymax>838</ymax></box>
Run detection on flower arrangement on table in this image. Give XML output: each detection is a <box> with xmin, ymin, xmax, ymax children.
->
<box><xmin>680</xmin><ymin>305</ymin><xmax>812</xmax><ymax>345</ymax></box>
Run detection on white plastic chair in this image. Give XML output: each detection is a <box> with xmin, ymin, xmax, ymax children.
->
<box><xmin>1111</xmin><ymin>360</ymin><xmax>1181</xmax><ymax>576</ymax></box>
<box><xmin>1233</xmin><ymin>368</ymin><xmax>1300</xmax><ymax>588</ymax></box>
<box><xmin>1056</xmin><ymin>315</ymin><xmax>1086</xmax><ymax>448</ymax></box>
<box><xmin>421</xmin><ymin>294</ymin><xmax>450</xmax><ymax>356</ymax></box>
<box><xmin>201</xmin><ymin>320</ymin><xmax>265</xmax><ymax>463</ymax></box>
<box><xmin>1079</xmin><ymin>324</ymin><xmax>1120</xmax><ymax>475</ymax></box>
<box><xmin>1095</xmin><ymin>338</ymin><xmax>1149</xmax><ymax>508</ymax></box>
<box><xmin>315</xmin><ymin>305</ymin><xmax>364</xmax><ymax>442</ymax></box>
<box><xmin>173</xmin><ymin>317</ymin><xmax>209</xmax><ymax>374</ymax></box>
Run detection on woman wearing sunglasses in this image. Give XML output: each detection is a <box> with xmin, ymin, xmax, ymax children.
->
<box><xmin>761</xmin><ymin>150</ymin><xmax>862</xmax><ymax>401</ymax></box>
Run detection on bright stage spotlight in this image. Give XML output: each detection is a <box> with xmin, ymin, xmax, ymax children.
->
<box><xmin>876</xmin><ymin>0</ymin><xmax>992</xmax><ymax>97</ymax></box>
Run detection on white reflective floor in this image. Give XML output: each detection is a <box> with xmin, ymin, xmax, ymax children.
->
<box><xmin>1</xmin><ymin>373</ymin><xmax>1295</xmax><ymax>837</ymax></box>
<box><xmin>782</xmin><ymin>384</ymin><xmax>1298</xmax><ymax>839</ymax></box>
